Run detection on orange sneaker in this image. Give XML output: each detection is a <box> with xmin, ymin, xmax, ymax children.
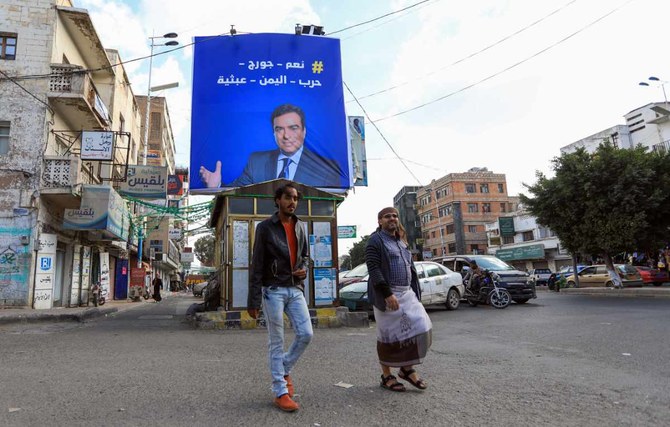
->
<box><xmin>284</xmin><ymin>374</ymin><xmax>294</xmax><ymax>397</ymax></box>
<box><xmin>274</xmin><ymin>393</ymin><xmax>299</xmax><ymax>412</ymax></box>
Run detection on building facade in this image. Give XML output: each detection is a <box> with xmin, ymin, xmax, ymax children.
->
<box><xmin>416</xmin><ymin>168</ymin><xmax>517</xmax><ymax>258</ymax></box>
<box><xmin>393</xmin><ymin>186</ymin><xmax>422</xmax><ymax>259</ymax></box>
<box><xmin>561</xmin><ymin>102</ymin><xmax>670</xmax><ymax>154</ymax></box>
<box><xmin>485</xmin><ymin>211</ymin><xmax>572</xmax><ymax>272</ymax></box>
<box><xmin>0</xmin><ymin>0</ymin><xmax>179</xmax><ymax>308</ymax></box>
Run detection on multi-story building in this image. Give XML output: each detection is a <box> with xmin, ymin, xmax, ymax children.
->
<box><xmin>0</xmin><ymin>0</ymin><xmax>178</xmax><ymax>309</ymax></box>
<box><xmin>416</xmin><ymin>168</ymin><xmax>517</xmax><ymax>258</ymax></box>
<box><xmin>485</xmin><ymin>211</ymin><xmax>571</xmax><ymax>272</ymax></box>
<box><xmin>134</xmin><ymin>95</ymin><xmax>180</xmax><ymax>287</ymax></box>
<box><xmin>561</xmin><ymin>102</ymin><xmax>670</xmax><ymax>154</ymax></box>
<box><xmin>393</xmin><ymin>186</ymin><xmax>422</xmax><ymax>259</ymax></box>
<box><xmin>136</xmin><ymin>95</ymin><xmax>177</xmax><ymax>173</ymax></box>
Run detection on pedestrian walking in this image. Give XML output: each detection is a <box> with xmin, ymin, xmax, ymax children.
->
<box><xmin>152</xmin><ymin>276</ymin><xmax>163</xmax><ymax>302</ymax></box>
<box><xmin>247</xmin><ymin>182</ymin><xmax>313</xmax><ymax>412</ymax></box>
<box><xmin>365</xmin><ymin>207</ymin><xmax>432</xmax><ymax>392</ymax></box>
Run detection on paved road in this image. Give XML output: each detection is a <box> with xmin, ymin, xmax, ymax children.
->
<box><xmin>1</xmin><ymin>293</ymin><xmax>668</xmax><ymax>426</ymax></box>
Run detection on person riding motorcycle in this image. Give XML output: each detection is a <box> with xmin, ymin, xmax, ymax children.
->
<box><xmin>463</xmin><ymin>261</ymin><xmax>486</xmax><ymax>294</ymax></box>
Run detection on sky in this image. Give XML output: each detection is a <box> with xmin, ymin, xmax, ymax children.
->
<box><xmin>78</xmin><ymin>0</ymin><xmax>670</xmax><ymax>255</ymax></box>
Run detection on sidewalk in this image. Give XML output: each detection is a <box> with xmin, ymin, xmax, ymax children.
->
<box><xmin>0</xmin><ymin>296</ymin><xmax>152</xmax><ymax>325</ymax></box>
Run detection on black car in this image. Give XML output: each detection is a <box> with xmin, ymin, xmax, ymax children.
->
<box><xmin>435</xmin><ymin>255</ymin><xmax>536</xmax><ymax>304</ymax></box>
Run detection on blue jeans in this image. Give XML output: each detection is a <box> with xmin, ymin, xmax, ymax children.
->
<box><xmin>262</xmin><ymin>286</ymin><xmax>313</xmax><ymax>397</ymax></box>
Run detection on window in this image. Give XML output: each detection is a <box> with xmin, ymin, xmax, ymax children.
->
<box><xmin>431</xmin><ymin>231</ymin><xmax>436</xmax><ymax>238</ymax></box>
<box><xmin>467</xmin><ymin>203</ymin><xmax>478</xmax><ymax>213</ymax></box>
<box><xmin>448</xmin><ymin>243</ymin><xmax>456</xmax><ymax>253</ymax></box>
<box><xmin>432</xmin><ymin>249</ymin><xmax>437</xmax><ymax>256</ymax></box>
<box><xmin>468</xmin><ymin>225</ymin><xmax>478</xmax><ymax>233</ymax></box>
<box><xmin>522</xmin><ymin>230</ymin><xmax>534</xmax><ymax>241</ymax></box>
<box><xmin>0</xmin><ymin>33</ymin><xmax>17</xmax><ymax>60</ymax></box>
<box><xmin>480</xmin><ymin>184</ymin><xmax>489</xmax><ymax>193</ymax></box>
<box><xmin>420</xmin><ymin>195</ymin><xmax>431</xmax><ymax>206</ymax></box>
<box><xmin>436</xmin><ymin>186</ymin><xmax>450</xmax><ymax>198</ymax></box>
<box><xmin>482</xmin><ymin>203</ymin><xmax>491</xmax><ymax>213</ymax></box>
<box><xmin>500</xmin><ymin>202</ymin><xmax>506</xmax><ymax>213</ymax></box>
<box><xmin>438</xmin><ymin>204</ymin><xmax>452</xmax><ymax>217</ymax></box>
<box><xmin>471</xmin><ymin>244</ymin><xmax>480</xmax><ymax>254</ymax></box>
<box><xmin>445</xmin><ymin>224</ymin><xmax>455</xmax><ymax>234</ymax></box>
<box><xmin>425</xmin><ymin>264</ymin><xmax>443</xmax><ymax>277</ymax></box>
<box><xmin>465</xmin><ymin>183</ymin><xmax>476</xmax><ymax>193</ymax></box>
<box><xmin>0</xmin><ymin>121</ymin><xmax>9</xmax><ymax>154</ymax></box>
<box><xmin>498</xmin><ymin>183</ymin><xmax>504</xmax><ymax>193</ymax></box>
<box><xmin>503</xmin><ymin>235</ymin><xmax>514</xmax><ymax>244</ymax></box>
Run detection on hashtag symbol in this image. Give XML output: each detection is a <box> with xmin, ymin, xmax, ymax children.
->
<box><xmin>311</xmin><ymin>61</ymin><xmax>324</xmax><ymax>74</ymax></box>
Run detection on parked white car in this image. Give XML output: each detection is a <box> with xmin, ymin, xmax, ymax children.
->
<box><xmin>340</xmin><ymin>261</ymin><xmax>465</xmax><ymax>313</ymax></box>
<box><xmin>527</xmin><ymin>268</ymin><xmax>552</xmax><ymax>286</ymax></box>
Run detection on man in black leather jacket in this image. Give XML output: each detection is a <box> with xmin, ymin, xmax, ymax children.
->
<box><xmin>247</xmin><ymin>182</ymin><xmax>313</xmax><ymax>412</ymax></box>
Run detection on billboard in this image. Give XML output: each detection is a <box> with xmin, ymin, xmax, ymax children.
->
<box><xmin>190</xmin><ymin>33</ymin><xmax>351</xmax><ymax>192</ymax></box>
<box><xmin>348</xmin><ymin>116</ymin><xmax>367</xmax><ymax>186</ymax></box>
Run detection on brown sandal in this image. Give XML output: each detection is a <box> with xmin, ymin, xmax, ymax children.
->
<box><xmin>380</xmin><ymin>374</ymin><xmax>406</xmax><ymax>392</ymax></box>
<box><xmin>398</xmin><ymin>367</ymin><xmax>427</xmax><ymax>390</ymax></box>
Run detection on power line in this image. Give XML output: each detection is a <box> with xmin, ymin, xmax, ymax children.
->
<box><xmin>0</xmin><ymin>68</ymin><xmax>54</xmax><ymax>114</ymax></box>
<box><xmin>1</xmin><ymin>1</ymin><xmax>435</xmax><ymax>82</ymax></box>
<box><xmin>373</xmin><ymin>0</ymin><xmax>633</xmax><ymax>123</ymax></box>
<box><xmin>350</xmin><ymin>0</ymin><xmax>579</xmax><ymax>102</ymax></box>
<box><xmin>341</xmin><ymin>0</ymin><xmax>440</xmax><ymax>41</ymax></box>
<box><xmin>328</xmin><ymin>0</ymin><xmax>434</xmax><ymax>35</ymax></box>
<box><xmin>343</xmin><ymin>81</ymin><xmax>423</xmax><ymax>186</ymax></box>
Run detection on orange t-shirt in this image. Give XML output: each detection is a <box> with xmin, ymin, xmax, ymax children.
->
<box><xmin>282</xmin><ymin>220</ymin><xmax>297</xmax><ymax>270</ymax></box>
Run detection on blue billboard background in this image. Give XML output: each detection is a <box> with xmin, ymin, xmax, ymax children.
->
<box><xmin>190</xmin><ymin>33</ymin><xmax>351</xmax><ymax>192</ymax></box>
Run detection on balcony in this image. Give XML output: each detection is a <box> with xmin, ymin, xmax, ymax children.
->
<box><xmin>48</xmin><ymin>64</ymin><xmax>110</xmax><ymax>130</ymax></box>
<box><xmin>41</xmin><ymin>156</ymin><xmax>100</xmax><ymax>209</ymax></box>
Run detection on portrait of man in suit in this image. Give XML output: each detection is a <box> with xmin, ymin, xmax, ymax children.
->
<box><xmin>199</xmin><ymin>104</ymin><xmax>342</xmax><ymax>188</ymax></box>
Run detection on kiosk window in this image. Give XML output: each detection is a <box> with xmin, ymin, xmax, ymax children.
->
<box><xmin>257</xmin><ymin>198</ymin><xmax>275</xmax><ymax>215</ymax></box>
<box><xmin>229</xmin><ymin>197</ymin><xmax>253</xmax><ymax>213</ymax></box>
<box><xmin>311</xmin><ymin>200</ymin><xmax>334</xmax><ymax>216</ymax></box>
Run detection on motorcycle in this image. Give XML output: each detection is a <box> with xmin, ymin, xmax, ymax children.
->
<box><xmin>90</xmin><ymin>282</ymin><xmax>107</xmax><ymax>307</ymax></box>
<box><xmin>464</xmin><ymin>269</ymin><xmax>511</xmax><ymax>309</ymax></box>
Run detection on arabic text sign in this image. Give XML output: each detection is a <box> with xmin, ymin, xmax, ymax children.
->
<box><xmin>62</xmin><ymin>186</ymin><xmax>129</xmax><ymax>241</ymax></box>
<box><xmin>190</xmin><ymin>33</ymin><xmax>350</xmax><ymax>191</ymax></box>
<box><xmin>118</xmin><ymin>165</ymin><xmax>168</xmax><ymax>199</ymax></box>
<box><xmin>337</xmin><ymin>225</ymin><xmax>357</xmax><ymax>239</ymax></box>
<box><xmin>81</xmin><ymin>131</ymin><xmax>114</xmax><ymax>161</ymax></box>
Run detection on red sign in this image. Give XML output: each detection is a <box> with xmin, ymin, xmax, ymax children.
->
<box><xmin>130</xmin><ymin>268</ymin><xmax>145</xmax><ymax>287</ymax></box>
<box><xmin>167</xmin><ymin>174</ymin><xmax>184</xmax><ymax>196</ymax></box>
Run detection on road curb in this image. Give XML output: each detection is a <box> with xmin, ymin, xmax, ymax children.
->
<box><xmin>193</xmin><ymin>306</ymin><xmax>369</xmax><ymax>330</ymax></box>
<box><xmin>0</xmin><ymin>307</ymin><xmax>118</xmax><ymax>325</ymax></box>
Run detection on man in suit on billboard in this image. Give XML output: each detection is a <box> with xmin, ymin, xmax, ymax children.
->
<box><xmin>199</xmin><ymin>104</ymin><xmax>343</xmax><ymax>188</ymax></box>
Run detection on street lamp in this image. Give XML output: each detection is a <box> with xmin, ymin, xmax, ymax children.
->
<box><xmin>639</xmin><ymin>76</ymin><xmax>668</xmax><ymax>106</ymax></box>
<box><xmin>138</xmin><ymin>32</ymin><xmax>178</xmax><ymax>269</ymax></box>
<box><xmin>143</xmin><ymin>32</ymin><xmax>178</xmax><ymax>167</ymax></box>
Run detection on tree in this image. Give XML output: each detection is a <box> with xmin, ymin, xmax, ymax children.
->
<box><xmin>347</xmin><ymin>235</ymin><xmax>370</xmax><ymax>268</ymax></box>
<box><xmin>194</xmin><ymin>233</ymin><xmax>216</xmax><ymax>267</ymax></box>
<box><xmin>521</xmin><ymin>142</ymin><xmax>670</xmax><ymax>284</ymax></box>
<box><xmin>339</xmin><ymin>254</ymin><xmax>352</xmax><ymax>271</ymax></box>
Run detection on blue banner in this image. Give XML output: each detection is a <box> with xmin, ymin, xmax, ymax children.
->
<box><xmin>190</xmin><ymin>33</ymin><xmax>351</xmax><ymax>192</ymax></box>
